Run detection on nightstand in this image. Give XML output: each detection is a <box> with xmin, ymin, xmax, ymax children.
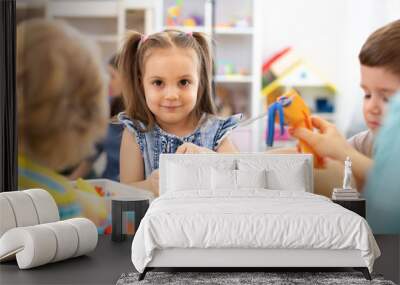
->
<box><xmin>332</xmin><ymin>198</ymin><xmax>366</xmax><ymax>218</ymax></box>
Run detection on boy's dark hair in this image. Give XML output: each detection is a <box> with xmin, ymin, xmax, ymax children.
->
<box><xmin>359</xmin><ymin>19</ymin><xmax>400</xmax><ymax>76</ymax></box>
<box><xmin>118</xmin><ymin>29</ymin><xmax>216</xmax><ymax>131</ymax></box>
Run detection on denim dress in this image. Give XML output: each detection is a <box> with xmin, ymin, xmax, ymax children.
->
<box><xmin>118</xmin><ymin>113</ymin><xmax>242</xmax><ymax>178</ymax></box>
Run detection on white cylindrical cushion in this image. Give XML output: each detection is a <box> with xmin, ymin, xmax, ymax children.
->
<box><xmin>0</xmin><ymin>218</ymin><xmax>97</xmax><ymax>269</ymax></box>
<box><xmin>42</xmin><ymin>221</ymin><xmax>78</xmax><ymax>262</ymax></box>
<box><xmin>24</xmin><ymin>189</ymin><xmax>59</xmax><ymax>224</ymax></box>
<box><xmin>0</xmin><ymin>226</ymin><xmax>57</xmax><ymax>269</ymax></box>
<box><xmin>65</xmin><ymin>218</ymin><xmax>98</xmax><ymax>257</ymax></box>
<box><xmin>1</xmin><ymin>192</ymin><xmax>39</xmax><ymax>227</ymax></box>
<box><xmin>0</xmin><ymin>196</ymin><xmax>17</xmax><ymax>237</ymax></box>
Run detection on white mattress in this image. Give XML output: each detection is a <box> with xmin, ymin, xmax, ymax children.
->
<box><xmin>131</xmin><ymin>190</ymin><xmax>380</xmax><ymax>273</ymax></box>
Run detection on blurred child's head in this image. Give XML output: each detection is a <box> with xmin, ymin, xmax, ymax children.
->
<box><xmin>119</xmin><ymin>30</ymin><xmax>216</xmax><ymax>131</ymax></box>
<box><xmin>108</xmin><ymin>53</ymin><xmax>123</xmax><ymax>97</ymax></box>
<box><xmin>359</xmin><ymin>19</ymin><xmax>400</xmax><ymax>134</ymax></box>
<box><xmin>17</xmin><ymin>19</ymin><xmax>109</xmax><ymax>171</ymax></box>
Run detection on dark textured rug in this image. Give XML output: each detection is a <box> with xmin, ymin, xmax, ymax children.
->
<box><xmin>116</xmin><ymin>271</ymin><xmax>396</xmax><ymax>285</ymax></box>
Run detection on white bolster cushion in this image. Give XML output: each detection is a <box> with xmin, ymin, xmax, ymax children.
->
<box><xmin>64</xmin><ymin>218</ymin><xmax>98</xmax><ymax>257</ymax></box>
<box><xmin>0</xmin><ymin>226</ymin><xmax>57</xmax><ymax>269</ymax></box>
<box><xmin>24</xmin><ymin>189</ymin><xmax>60</xmax><ymax>224</ymax></box>
<box><xmin>0</xmin><ymin>189</ymin><xmax>59</xmax><ymax>238</ymax></box>
<box><xmin>0</xmin><ymin>191</ymin><xmax>39</xmax><ymax>227</ymax></box>
<box><xmin>42</xmin><ymin>221</ymin><xmax>79</xmax><ymax>262</ymax></box>
<box><xmin>0</xmin><ymin>218</ymin><xmax>97</xmax><ymax>269</ymax></box>
<box><xmin>0</xmin><ymin>196</ymin><xmax>17</xmax><ymax>237</ymax></box>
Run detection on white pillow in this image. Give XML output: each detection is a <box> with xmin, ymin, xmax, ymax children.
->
<box><xmin>211</xmin><ymin>168</ymin><xmax>236</xmax><ymax>190</ymax></box>
<box><xmin>237</xmin><ymin>159</ymin><xmax>308</xmax><ymax>191</ymax></box>
<box><xmin>266</xmin><ymin>162</ymin><xmax>306</xmax><ymax>191</ymax></box>
<box><xmin>167</xmin><ymin>163</ymin><xmax>211</xmax><ymax>191</ymax></box>
<box><xmin>236</xmin><ymin>169</ymin><xmax>268</xmax><ymax>189</ymax></box>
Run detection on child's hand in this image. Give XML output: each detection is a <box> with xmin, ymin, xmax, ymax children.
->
<box><xmin>175</xmin><ymin>143</ymin><xmax>214</xmax><ymax>154</ymax></box>
<box><xmin>147</xmin><ymin>170</ymin><xmax>159</xmax><ymax>196</ymax></box>
<box><xmin>290</xmin><ymin>116</ymin><xmax>354</xmax><ymax>162</ymax></box>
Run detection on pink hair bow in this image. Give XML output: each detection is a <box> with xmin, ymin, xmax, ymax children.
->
<box><xmin>140</xmin><ymin>34</ymin><xmax>148</xmax><ymax>45</ymax></box>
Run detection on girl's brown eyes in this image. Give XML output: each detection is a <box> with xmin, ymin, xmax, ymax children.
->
<box><xmin>151</xmin><ymin>80</ymin><xmax>190</xmax><ymax>87</ymax></box>
<box><xmin>179</xmin><ymin>79</ymin><xmax>190</xmax><ymax>87</ymax></box>
<box><xmin>152</xmin><ymin>80</ymin><xmax>163</xmax><ymax>87</ymax></box>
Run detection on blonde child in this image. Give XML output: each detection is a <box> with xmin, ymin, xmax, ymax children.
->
<box><xmin>66</xmin><ymin>53</ymin><xmax>125</xmax><ymax>182</ymax></box>
<box><xmin>118</xmin><ymin>30</ymin><xmax>241</xmax><ymax>195</ymax></box>
<box><xmin>17</xmin><ymin>19</ymin><xmax>109</xmax><ymax>219</ymax></box>
<box><xmin>291</xmin><ymin>19</ymin><xmax>400</xmax><ymax>189</ymax></box>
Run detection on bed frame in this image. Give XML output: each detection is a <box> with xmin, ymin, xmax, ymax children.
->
<box><xmin>138</xmin><ymin>154</ymin><xmax>372</xmax><ymax>281</ymax></box>
<box><xmin>139</xmin><ymin>248</ymin><xmax>371</xmax><ymax>280</ymax></box>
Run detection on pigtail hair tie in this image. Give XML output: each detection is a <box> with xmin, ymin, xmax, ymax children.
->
<box><xmin>139</xmin><ymin>34</ymin><xmax>148</xmax><ymax>46</ymax></box>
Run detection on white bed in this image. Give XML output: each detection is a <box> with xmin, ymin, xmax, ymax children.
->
<box><xmin>131</xmin><ymin>154</ymin><xmax>380</xmax><ymax>280</ymax></box>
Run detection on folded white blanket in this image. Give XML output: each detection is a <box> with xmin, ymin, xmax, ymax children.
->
<box><xmin>131</xmin><ymin>190</ymin><xmax>380</xmax><ymax>273</ymax></box>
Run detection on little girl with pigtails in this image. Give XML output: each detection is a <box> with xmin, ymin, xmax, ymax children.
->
<box><xmin>118</xmin><ymin>30</ymin><xmax>242</xmax><ymax>196</ymax></box>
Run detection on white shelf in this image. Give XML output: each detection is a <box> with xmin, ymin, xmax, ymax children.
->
<box><xmin>124</xmin><ymin>0</ymin><xmax>160</xmax><ymax>9</ymax></box>
<box><xmin>214</xmin><ymin>75</ymin><xmax>252</xmax><ymax>83</ymax></box>
<box><xmin>214</xmin><ymin>27</ymin><xmax>253</xmax><ymax>35</ymax></box>
<box><xmin>48</xmin><ymin>1</ymin><xmax>118</xmax><ymax>18</ymax></box>
<box><xmin>163</xmin><ymin>25</ymin><xmax>207</xmax><ymax>33</ymax></box>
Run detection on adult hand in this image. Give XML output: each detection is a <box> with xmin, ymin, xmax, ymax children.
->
<box><xmin>175</xmin><ymin>143</ymin><xmax>214</xmax><ymax>154</ymax></box>
<box><xmin>290</xmin><ymin>116</ymin><xmax>354</xmax><ymax>162</ymax></box>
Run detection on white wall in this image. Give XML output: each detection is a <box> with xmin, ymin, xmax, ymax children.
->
<box><xmin>258</xmin><ymin>0</ymin><xmax>400</xmax><ymax>134</ymax></box>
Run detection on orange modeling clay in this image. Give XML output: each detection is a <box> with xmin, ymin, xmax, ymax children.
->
<box><xmin>267</xmin><ymin>89</ymin><xmax>323</xmax><ymax>168</ymax></box>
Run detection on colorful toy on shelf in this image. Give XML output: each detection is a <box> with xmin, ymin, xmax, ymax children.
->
<box><xmin>238</xmin><ymin>67</ymin><xmax>249</xmax><ymax>76</ymax></box>
<box><xmin>217</xmin><ymin>60</ymin><xmax>249</xmax><ymax>76</ymax></box>
<box><xmin>267</xmin><ymin>89</ymin><xmax>324</xmax><ymax>168</ymax></box>
<box><xmin>166</xmin><ymin>0</ymin><xmax>182</xmax><ymax>26</ymax></box>
<box><xmin>183</xmin><ymin>18</ymin><xmax>196</xmax><ymax>27</ymax></box>
<box><xmin>189</xmin><ymin>15</ymin><xmax>203</xmax><ymax>26</ymax></box>
<box><xmin>234</xmin><ymin>16</ymin><xmax>252</xmax><ymax>28</ymax></box>
<box><xmin>216</xmin><ymin>16</ymin><xmax>252</xmax><ymax>29</ymax></box>
<box><xmin>261</xmin><ymin>47</ymin><xmax>337</xmax><ymax>106</ymax></box>
<box><xmin>166</xmin><ymin>0</ymin><xmax>204</xmax><ymax>28</ymax></box>
<box><xmin>220</xmin><ymin>62</ymin><xmax>235</xmax><ymax>75</ymax></box>
<box><xmin>182</xmin><ymin>14</ymin><xmax>203</xmax><ymax>27</ymax></box>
